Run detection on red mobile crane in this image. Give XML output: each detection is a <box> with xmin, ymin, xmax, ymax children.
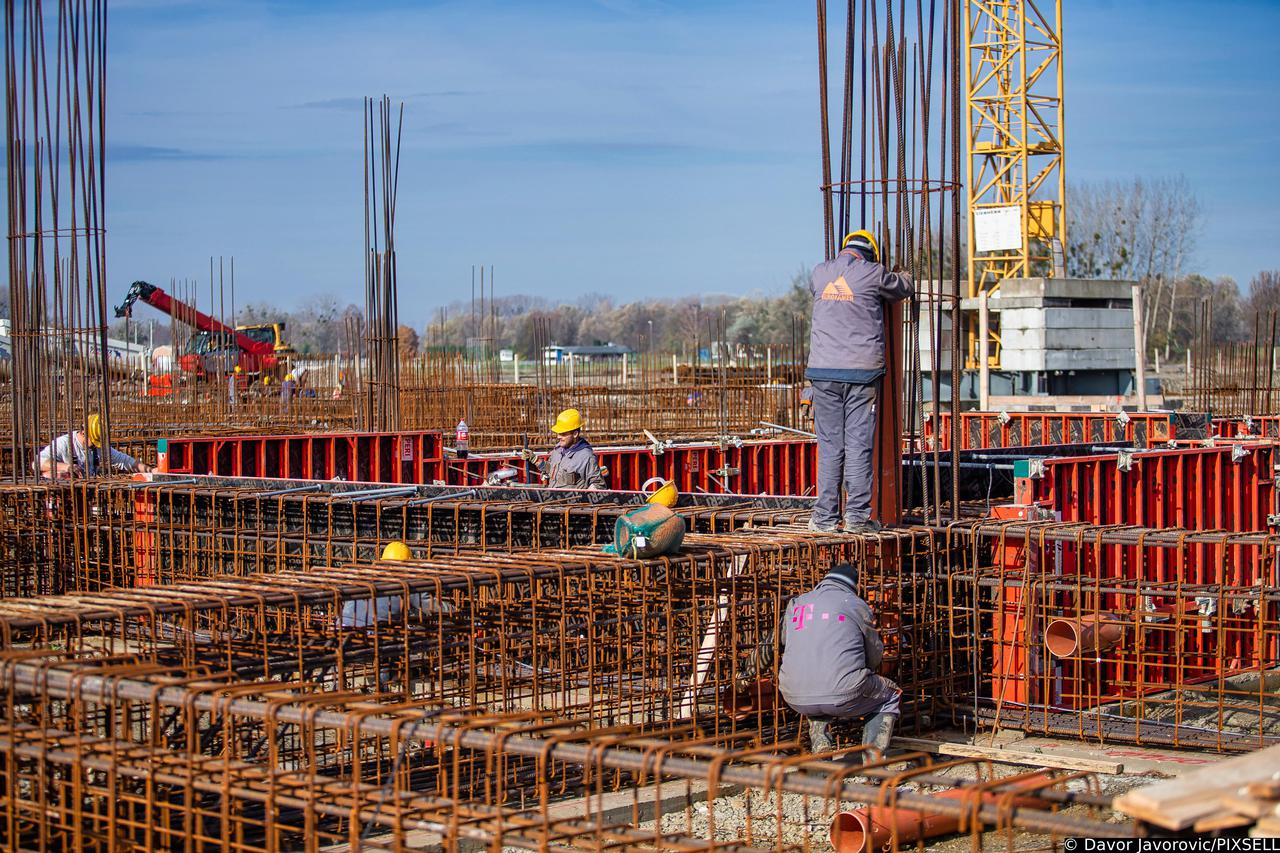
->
<box><xmin>114</xmin><ymin>280</ymin><xmax>292</xmax><ymax>376</ymax></box>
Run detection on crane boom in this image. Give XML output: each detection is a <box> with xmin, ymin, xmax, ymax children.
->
<box><xmin>115</xmin><ymin>280</ymin><xmax>275</xmax><ymax>356</ymax></box>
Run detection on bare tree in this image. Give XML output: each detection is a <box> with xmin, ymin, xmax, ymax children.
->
<box><xmin>1066</xmin><ymin>176</ymin><xmax>1201</xmax><ymax>357</ymax></box>
<box><xmin>1248</xmin><ymin>270</ymin><xmax>1280</xmax><ymax>315</ymax></box>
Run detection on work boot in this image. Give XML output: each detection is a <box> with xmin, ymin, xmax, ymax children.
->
<box><xmin>807</xmin><ymin>517</ymin><xmax>838</xmax><ymax>534</ymax></box>
<box><xmin>860</xmin><ymin>712</ymin><xmax>897</xmax><ymax>761</ymax></box>
<box><xmin>809</xmin><ymin>718</ymin><xmax>835</xmax><ymax>753</ymax></box>
<box><xmin>843</xmin><ymin>519</ymin><xmax>883</xmax><ymax>535</ymax></box>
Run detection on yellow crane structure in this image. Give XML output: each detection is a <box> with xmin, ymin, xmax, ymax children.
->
<box><xmin>964</xmin><ymin>0</ymin><xmax>1065</xmax><ymax>367</ymax></box>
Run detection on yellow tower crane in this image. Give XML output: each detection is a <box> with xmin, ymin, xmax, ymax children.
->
<box><xmin>964</xmin><ymin>0</ymin><xmax>1065</xmax><ymax>367</ymax></box>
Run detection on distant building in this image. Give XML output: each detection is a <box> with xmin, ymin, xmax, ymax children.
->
<box><xmin>542</xmin><ymin>343</ymin><xmax>634</xmax><ymax>364</ymax></box>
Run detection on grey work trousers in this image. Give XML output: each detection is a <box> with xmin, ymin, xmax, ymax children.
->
<box><xmin>786</xmin><ymin>673</ymin><xmax>902</xmax><ymax>720</ymax></box>
<box><xmin>811</xmin><ymin>378</ymin><xmax>879</xmax><ymax>526</ymax></box>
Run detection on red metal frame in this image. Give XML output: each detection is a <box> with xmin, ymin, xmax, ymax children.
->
<box><xmin>1033</xmin><ymin>442</ymin><xmax>1276</xmax><ymax>533</ymax></box>
<box><xmin>165</xmin><ymin>430</ymin><xmax>444</xmax><ymax>484</ymax></box>
<box><xmin>923</xmin><ymin>411</ymin><xmax>1183</xmax><ymax>451</ymax></box>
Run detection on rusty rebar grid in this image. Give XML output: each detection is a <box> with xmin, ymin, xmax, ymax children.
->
<box><xmin>0</xmin><ymin>653</ymin><xmax>1131</xmax><ymax>852</ymax></box>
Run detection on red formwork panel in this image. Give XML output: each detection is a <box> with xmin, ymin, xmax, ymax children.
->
<box><xmin>1034</xmin><ymin>442</ymin><xmax>1277</xmax><ymax>534</ymax></box>
<box><xmin>1214</xmin><ymin>414</ymin><xmax>1280</xmax><ymax>439</ymax></box>
<box><xmin>923</xmin><ymin>411</ymin><xmax>1185</xmax><ymax>451</ymax></box>
<box><xmin>986</xmin><ymin>527</ymin><xmax>1279</xmax><ymax>711</ymax></box>
<box><xmin>443</xmin><ymin>438</ymin><xmax>821</xmax><ymax>496</ymax></box>
<box><xmin>165</xmin><ymin>431</ymin><xmax>444</xmax><ymax>483</ymax></box>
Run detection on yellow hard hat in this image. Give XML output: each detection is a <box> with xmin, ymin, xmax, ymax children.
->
<box><xmin>234</xmin><ymin>365</ymin><xmax>243</xmax><ymax>374</ymax></box>
<box><xmin>262</xmin><ymin>375</ymin><xmax>272</xmax><ymax>385</ymax></box>
<box><xmin>285</xmin><ymin>373</ymin><xmax>294</xmax><ymax>381</ymax></box>
<box><xmin>646</xmin><ymin>480</ymin><xmax>678</xmax><ymax>508</ymax></box>
<box><xmin>86</xmin><ymin>413</ymin><xmax>103</xmax><ymax>448</ymax></box>
<box><xmin>381</xmin><ymin>541</ymin><xmax>411</xmax><ymax>561</ymax></box>
<box><xmin>841</xmin><ymin>229</ymin><xmax>881</xmax><ymax>263</ymax></box>
<box><xmin>551</xmin><ymin>408</ymin><xmax>583</xmax><ymax>434</ymax></box>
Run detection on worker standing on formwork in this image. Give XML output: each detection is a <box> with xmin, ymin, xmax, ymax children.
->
<box><xmin>36</xmin><ymin>414</ymin><xmax>152</xmax><ymax>478</ymax></box>
<box><xmin>806</xmin><ymin>230</ymin><xmax>913</xmax><ymax>534</ymax></box>
<box><xmin>778</xmin><ymin>562</ymin><xmax>900</xmax><ymax>756</ymax></box>
<box><xmin>519</xmin><ymin>408</ymin><xmax>607</xmax><ymax>490</ymax></box>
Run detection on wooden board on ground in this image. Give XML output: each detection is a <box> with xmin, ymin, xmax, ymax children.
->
<box><xmin>1114</xmin><ymin>744</ymin><xmax>1280</xmax><ymax>830</ymax></box>
<box><xmin>1014</xmin><ymin>737</ymin><xmax>1223</xmax><ymax>778</ymax></box>
<box><xmin>892</xmin><ymin>736</ymin><xmax>1124</xmax><ymax>774</ymax></box>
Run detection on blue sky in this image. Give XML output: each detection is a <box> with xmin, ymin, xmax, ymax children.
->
<box><xmin>103</xmin><ymin>0</ymin><xmax>1279</xmax><ymax>325</ymax></box>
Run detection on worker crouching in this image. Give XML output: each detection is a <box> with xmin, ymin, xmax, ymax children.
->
<box><xmin>36</xmin><ymin>414</ymin><xmax>151</xmax><ymax>479</ymax></box>
<box><xmin>778</xmin><ymin>562</ymin><xmax>900</xmax><ymax>758</ymax></box>
<box><xmin>521</xmin><ymin>408</ymin><xmax>606</xmax><ymax>490</ymax></box>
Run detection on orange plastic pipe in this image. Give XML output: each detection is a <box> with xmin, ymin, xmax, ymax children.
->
<box><xmin>1044</xmin><ymin>614</ymin><xmax>1126</xmax><ymax>659</ymax></box>
<box><xmin>830</xmin><ymin>778</ymin><xmax>1052</xmax><ymax>853</ymax></box>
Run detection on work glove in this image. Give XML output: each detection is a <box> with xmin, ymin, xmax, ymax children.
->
<box><xmin>517</xmin><ymin>448</ymin><xmax>538</xmax><ymax>462</ymax></box>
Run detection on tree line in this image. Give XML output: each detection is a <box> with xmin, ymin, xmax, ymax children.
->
<box><xmin>47</xmin><ymin>175</ymin><xmax>1275</xmax><ymax>360</ymax></box>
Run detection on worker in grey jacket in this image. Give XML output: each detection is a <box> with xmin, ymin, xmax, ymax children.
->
<box><xmin>778</xmin><ymin>563</ymin><xmax>901</xmax><ymax>756</ymax></box>
<box><xmin>806</xmin><ymin>229</ymin><xmax>913</xmax><ymax>533</ymax></box>
<box><xmin>520</xmin><ymin>408</ymin><xmax>607</xmax><ymax>490</ymax></box>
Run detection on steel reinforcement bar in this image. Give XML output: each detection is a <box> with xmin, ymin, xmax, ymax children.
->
<box><xmin>64</xmin><ymin>479</ymin><xmax>812</xmax><ymax>590</ymax></box>
<box><xmin>0</xmin><ymin>654</ymin><xmax>1131</xmax><ymax>852</ymax></box>
<box><xmin>938</xmin><ymin>518</ymin><xmax>1280</xmax><ymax>752</ymax></box>
<box><xmin>0</xmin><ymin>532</ymin><xmax>961</xmax><ymax>732</ymax></box>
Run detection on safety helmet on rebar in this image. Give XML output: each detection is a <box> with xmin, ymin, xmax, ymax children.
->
<box><xmin>840</xmin><ymin>229</ymin><xmax>880</xmax><ymax>263</ymax></box>
<box><xmin>381</xmin><ymin>541</ymin><xmax>411</xmax><ymax>561</ymax></box>
<box><xmin>86</xmin><ymin>413</ymin><xmax>103</xmax><ymax>448</ymax></box>
<box><xmin>552</xmin><ymin>408</ymin><xmax>583</xmax><ymax>434</ymax></box>
<box><xmin>644</xmin><ymin>479</ymin><xmax>679</xmax><ymax>508</ymax></box>
<box><xmin>234</xmin><ymin>365</ymin><xmax>243</xmax><ymax>374</ymax></box>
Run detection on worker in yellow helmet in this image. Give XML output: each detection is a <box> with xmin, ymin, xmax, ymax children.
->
<box><xmin>806</xmin><ymin>229</ymin><xmax>912</xmax><ymax>534</ymax></box>
<box><xmin>280</xmin><ymin>371</ymin><xmax>296</xmax><ymax>415</ymax></box>
<box><xmin>229</xmin><ymin>365</ymin><xmax>243</xmax><ymax>408</ymax></box>
<box><xmin>519</xmin><ymin>408</ymin><xmax>607</xmax><ymax>490</ymax></box>
<box><xmin>35</xmin><ymin>413</ymin><xmax>151</xmax><ymax>479</ymax></box>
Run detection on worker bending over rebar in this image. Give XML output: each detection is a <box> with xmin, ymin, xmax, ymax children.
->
<box><xmin>36</xmin><ymin>414</ymin><xmax>151</xmax><ymax>479</ymax></box>
<box><xmin>520</xmin><ymin>408</ymin><xmax>607</xmax><ymax>490</ymax></box>
<box><xmin>805</xmin><ymin>230</ymin><xmax>912</xmax><ymax>533</ymax></box>
<box><xmin>778</xmin><ymin>562</ymin><xmax>900</xmax><ymax>757</ymax></box>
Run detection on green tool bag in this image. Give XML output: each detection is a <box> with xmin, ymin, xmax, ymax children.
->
<box><xmin>607</xmin><ymin>503</ymin><xmax>686</xmax><ymax>558</ymax></box>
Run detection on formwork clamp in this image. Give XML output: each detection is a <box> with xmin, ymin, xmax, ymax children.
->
<box><xmin>1115</xmin><ymin>410</ymin><xmax>1131</xmax><ymax>427</ymax></box>
<box><xmin>643</xmin><ymin>429</ymin><xmax>670</xmax><ymax>456</ymax></box>
<box><xmin>1231</xmin><ymin>444</ymin><xmax>1252</xmax><ymax>463</ymax></box>
<box><xmin>1116</xmin><ymin>449</ymin><xmax>1135</xmax><ymax>472</ymax></box>
<box><xmin>1268</xmin><ymin>513</ymin><xmax>1280</xmax><ymax>530</ymax></box>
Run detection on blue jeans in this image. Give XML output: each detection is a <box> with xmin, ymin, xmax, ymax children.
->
<box><xmin>811</xmin><ymin>378</ymin><xmax>879</xmax><ymax>526</ymax></box>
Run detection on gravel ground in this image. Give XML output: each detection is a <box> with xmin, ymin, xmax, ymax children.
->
<box><xmin>633</xmin><ymin>755</ymin><xmax>1155</xmax><ymax>852</ymax></box>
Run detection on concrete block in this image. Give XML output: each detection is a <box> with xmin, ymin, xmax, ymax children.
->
<box><xmin>1043</xmin><ymin>348</ymin><xmax>1136</xmax><ymax>371</ymax></box>
<box><xmin>1000</xmin><ymin>307</ymin><xmax>1133</xmax><ymax>331</ymax></box>
<box><xmin>1001</xmin><ymin>327</ymin><xmax>1134</xmax><ymax>351</ymax></box>
<box><xmin>998</xmin><ymin>277</ymin><xmax>1136</xmax><ymax>302</ymax></box>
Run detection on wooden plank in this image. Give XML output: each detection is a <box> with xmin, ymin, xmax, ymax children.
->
<box><xmin>1194</xmin><ymin>811</ymin><xmax>1256</xmax><ymax>833</ymax></box>
<box><xmin>1115</xmin><ymin>744</ymin><xmax>1280</xmax><ymax>830</ymax></box>
<box><xmin>1252</xmin><ymin>816</ymin><xmax>1280</xmax><ymax>838</ymax></box>
<box><xmin>1220</xmin><ymin>792</ymin><xmax>1273</xmax><ymax>820</ymax></box>
<box><xmin>892</xmin><ymin>737</ymin><xmax>1124</xmax><ymax>774</ymax></box>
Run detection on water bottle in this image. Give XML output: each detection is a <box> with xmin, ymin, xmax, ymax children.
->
<box><xmin>455</xmin><ymin>419</ymin><xmax>470</xmax><ymax>459</ymax></box>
